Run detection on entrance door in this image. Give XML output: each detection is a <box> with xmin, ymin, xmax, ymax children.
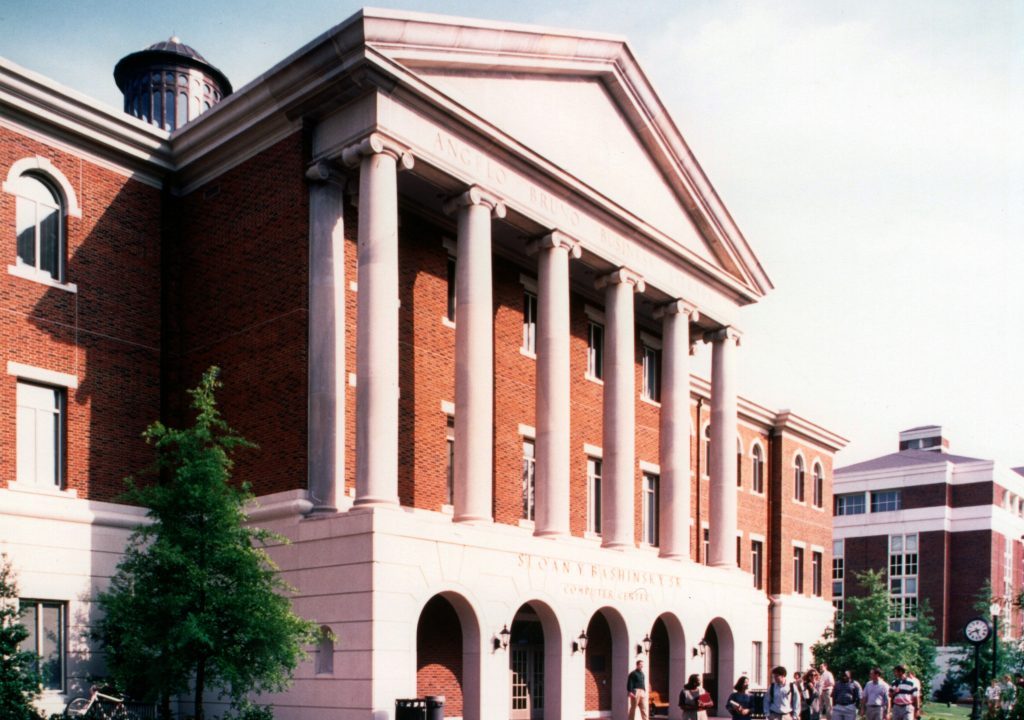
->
<box><xmin>509</xmin><ymin>611</ymin><xmax>545</xmax><ymax>720</ymax></box>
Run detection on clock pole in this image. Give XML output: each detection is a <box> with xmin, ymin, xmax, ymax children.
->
<box><xmin>970</xmin><ymin>642</ymin><xmax>981</xmax><ymax>720</ymax></box>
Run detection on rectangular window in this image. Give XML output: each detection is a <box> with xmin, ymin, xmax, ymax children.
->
<box><xmin>522</xmin><ymin>440</ymin><xmax>536</xmax><ymax>521</ymax></box>
<box><xmin>587</xmin><ymin>322</ymin><xmax>604</xmax><ymax>380</ymax></box>
<box><xmin>20</xmin><ymin>600</ymin><xmax>65</xmax><ymax>691</ymax></box>
<box><xmin>813</xmin><ymin>465</ymin><xmax>824</xmax><ymax>508</ymax></box>
<box><xmin>751</xmin><ymin>540</ymin><xmax>764</xmax><ymax>590</ymax></box>
<box><xmin>16</xmin><ymin>381</ymin><xmax>64</xmax><ymax>488</ymax></box>
<box><xmin>834</xmin><ymin>493</ymin><xmax>866</xmax><ymax>516</ymax></box>
<box><xmin>812</xmin><ymin>551</ymin><xmax>823</xmax><ymax>596</ymax></box>
<box><xmin>888</xmin><ymin>533</ymin><xmax>918</xmax><ymax>631</ymax></box>
<box><xmin>445</xmin><ymin>255</ymin><xmax>456</xmax><ymax>322</ymax></box>
<box><xmin>587</xmin><ymin>457</ymin><xmax>602</xmax><ymax>534</ymax></box>
<box><xmin>751</xmin><ymin>641</ymin><xmax>763</xmax><ymax>686</ymax></box>
<box><xmin>642</xmin><ymin>473</ymin><xmax>659</xmax><ymax>546</ymax></box>
<box><xmin>871</xmin><ymin>490</ymin><xmax>902</xmax><ymax>513</ymax></box>
<box><xmin>522</xmin><ymin>291</ymin><xmax>537</xmax><ymax>354</ymax></box>
<box><xmin>641</xmin><ymin>345</ymin><xmax>660</xmax><ymax>402</ymax></box>
<box><xmin>702</xmin><ymin>527</ymin><xmax>710</xmax><ymax>565</ymax></box>
<box><xmin>832</xmin><ymin>539</ymin><xmax>844</xmax><ymax>617</ymax></box>
<box><xmin>793</xmin><ymin>546</ymin><xmax>805</xmax><ymax>594</ymax></box>
<box><xmin>736</xmin><ymin>536</ymin><xmax>741</xmax><ymax>567</ymax></box>
<box><xmin>445</xmin><ymin>415</ymin><xmax>455</xmax><ymax>505</ymax></box>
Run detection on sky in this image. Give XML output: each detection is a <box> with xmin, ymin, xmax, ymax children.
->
<box><xmin>2</xmin><ymin>0</ymin><xmax>1022</xmax><ymax>467</ymax></box>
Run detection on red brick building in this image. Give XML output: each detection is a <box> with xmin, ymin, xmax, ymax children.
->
<box><xmin>834</xmin><ymin>426</ymin><xmax>1024</xmax><ymax>675</ymax></box>
<box><xmin>1</xmin><ymin>10</ymin><xmax>845</xmax><ymax>719</ymax></box>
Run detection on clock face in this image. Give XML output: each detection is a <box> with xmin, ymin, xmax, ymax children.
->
<box><xmin>966</xmin><ymin>618</ymin><xmax>991</xmax><ymax>643</ymax></box>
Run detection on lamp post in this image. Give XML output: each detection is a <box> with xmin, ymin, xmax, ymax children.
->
<box><xmin>991</xmin><ymin>600</ymin><xmax>1002</xmax><ymax>683</ymax></box>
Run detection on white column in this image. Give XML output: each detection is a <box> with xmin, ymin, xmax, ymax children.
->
<box><xmin>706</xmin><ymin>326</ymin><xmax>741</xmax><ymax>567</ymax></box>
<box><xmin>306</xmin><ymin>160</ymin><xmax>345</xmax><ymax>513</ymax></box>
<box><xmin>597</xmin><ymin>268</ymin><xmax>645</xmax><ymax>549</ymax></box>
<box><xmin>654</xmin><ymin>299</ymin><xmax>699</xmax><ymax>559</ymax></box>
<box><xmin>341</xmin><ymin>133</ymin><xmax>414</xmax><ymax>508</ymax></box>
<box><xmin>530</xmin><ymin>231</ymin><xmax>581</xmax><ymax>538</ymax></box>
<box><xmin>443</xmin><ymin>186</ymin><xmax>506</xmax><ymax>523</ymax></box>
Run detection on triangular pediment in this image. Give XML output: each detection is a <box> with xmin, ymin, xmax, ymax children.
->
<box><xmin>358</xmin><ymin>9</ymin><xmax>772</xmax><ymax>297</ymax></box>
<box><xmin>414</xmin><ymin>68</ymin><xmax>719</xmax><ymax>267</ymax></box>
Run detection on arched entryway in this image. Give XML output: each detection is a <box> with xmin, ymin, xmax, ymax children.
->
<box><xmin>416</xmin><ymin>593</ymin><xmax>481</xmax><ymax>720</ymax></box>
<box><xmin>509</xmin><ymin>602</ymin><xmax>562</xmax><ymax>720</ymax></box>
<box><xmin>699</xmin><ymin>618</ymin><xmax>736</xmax><ymax>717</ymax></box>
<box><xmin>584</xmin><ymin>607</ymin><xmax>629</xmax><ymax>718</ymax></box>
<box><xmin>648</xmin><ymin>613</ymin><xmax>686</xmax><ymax>717</ymax></box>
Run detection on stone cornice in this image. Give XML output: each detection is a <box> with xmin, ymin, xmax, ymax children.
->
<box><xmin>654</xmin><ymin>299</ymin><xmax>700</xmax><ymax>322</ymax></box>
<box><xmin>703</xmin><ymin>326</ymin><xmax>742</xmax><ymax>346</ymax></box>
<box><xmin>774</xmin><ymin>410</ymin><xmax>850</xmax><ymax>452</ymax></box>
<box><xmin>0</xmin><ymin>58</ymin><xmax>172</xmax><ymax>185</ymax></box>
<box><xmin>526</xmin><ymin>230</ymin><xmax>582</xmax><ymax>258</ymax></box>
<box><xmin>595</xmin><ymin>267</ymin><xmax>645</xmax><ymax>293</ymax></box>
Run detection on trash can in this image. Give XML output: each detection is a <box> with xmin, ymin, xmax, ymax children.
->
<box><xmin>750</xmin><ymin>690</ymin><xmax>767</xmax><ymax>719</ymax></box>
<box><xmin>425</xmin><ymin>695</ymin><xmax>445</xmax><ymax>720</ymax></box>
<box><xmin>396</xmin><ymin>698</ymin><xmax>427</xmax><ymax>720</ymax></box>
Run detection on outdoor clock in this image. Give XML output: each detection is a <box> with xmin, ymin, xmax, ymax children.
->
<box><xmin>964</xmin><ymin>617</ymin><xmax>992</xmax><ymax>644</ymax></box>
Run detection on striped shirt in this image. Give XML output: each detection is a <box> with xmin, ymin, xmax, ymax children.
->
<box><xmin>891</xmin><ymin>677</ymin><xmax>917</xmax><ymax>706</ymax></box>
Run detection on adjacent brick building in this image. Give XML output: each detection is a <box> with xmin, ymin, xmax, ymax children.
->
<box><xmin>834</xmin><ymin>426</ymin><xmax>1024</xmax><ymax>673</ymax></box>
<box><xmin>1</xmin><ymin>9</ymin><xmax>846</xmax><ymax>719</ymax></box>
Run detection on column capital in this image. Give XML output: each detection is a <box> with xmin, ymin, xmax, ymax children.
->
<box><xmin>526</xmin><ymin>230</ymin><xmax>582</xmax><ymax>258</ymax></box>
<box><xmin>442</xmin><ymin>185</ymin><xmax>507</xmax><ymax>219</ymax></box>
<box><xmin>595</xmin><ymin>267</ymin><xmax>645</xmax><ymax>293</ymax></box>
<box><xmin>305</xmin><ymin>159</ymin><xmax>345</xmax><ymax>184</ymax></box>
<box><xmin>340</xmin><ymin>132</ymin><xmax>415</xmax><ymax>171</ymax></box>
<box><xmin>654</xmin><ymin>298</ymin><xmax>699</xmax><ymax>322</ymax></box>
<box><xmin>703</xmin><ymin>326</ymin><xmax>742</xmax><ymax>346</ymax></box>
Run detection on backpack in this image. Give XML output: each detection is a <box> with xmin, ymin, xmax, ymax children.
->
<box><xmin>768</xmin><ymin>682</ymin><xmax>799</xmax><ymax>712</ymax></box>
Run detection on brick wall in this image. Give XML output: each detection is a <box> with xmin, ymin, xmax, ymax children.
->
<box><xmin>918</xmin><ymin>530</ymin><xmax>950</xmax><ymax>644</ymax></box>
<box><xmin>902</xmin><ymin>483</ymin><xmax>949</xmax><ymax>510</ymax></box>
<box><xmin>952</xmin><ymin>482</ymin><xmax>995</xmax><ymax>507</ymax></box>
<box><xmin>948</xmin><ymin>530</ymin><xmax>992</xmax><ymax>640</ymax></box>
<box><xmin>0</xmin><ymin>128</ymin><xmax>162</xmax><ymax>502</ymax></box>
<box><xmin>416</xmin><ymin>595</ymin><xmax>464</xmax><ymax>717</ymax></box>
<box><xmin>173</xmin><ymin>133</ymin><xmax>309</xmax><ymax>498</ymax></box>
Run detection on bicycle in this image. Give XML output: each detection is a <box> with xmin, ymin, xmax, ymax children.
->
<box><xmin>64</xmin><ymin>685</ymin><xmax>140</xmax><ymax>720</ymax></box>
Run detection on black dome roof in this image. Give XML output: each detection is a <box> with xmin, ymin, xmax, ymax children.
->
<box><xmin>114</xmin><ymin>36</ymin><xmax>232</xmax><ymax>95</ymax></box>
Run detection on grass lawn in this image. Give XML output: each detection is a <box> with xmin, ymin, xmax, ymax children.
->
<box><xmin>923</xmin><ymin>702</ymin><xmax>973</xmax><ymax>720</ymax></box>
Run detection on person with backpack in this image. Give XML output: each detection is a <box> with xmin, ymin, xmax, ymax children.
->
<box><xmin>831</xmin><ymin>670</ymin><xmax>861</xmax><ymax>720</ymax></box>
<box><xmin>767</xmin><ymin>666</ymin><xmax>801</xmax><ymax>720</ymax></box>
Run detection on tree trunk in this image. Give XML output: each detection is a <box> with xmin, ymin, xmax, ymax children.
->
<box><xmin>160</xmin><ymin>692</ymin><xmax>171</xmax><ymax>720</ymax></box>
<box><xmin>195</xmin><ymin>656</ymin><xmax>206</xmax><ymax>720</ymax></box>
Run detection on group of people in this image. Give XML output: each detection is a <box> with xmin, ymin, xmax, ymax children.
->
<box><xmin>750</xmin><ymin>664</ymin><xmax>923</xmax><ymax>720</ymax></box>
<box><xmin>985</xmin><ymin>675</ymin><xmax>1018</xmax><ymax>717</ymax></box>
<box><xmin>624</xmin><ymin>658</ymin><xmax>925</xmax><ymax>720</ymax></box>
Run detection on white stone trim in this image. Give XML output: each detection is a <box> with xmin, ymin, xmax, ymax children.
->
<box><xmin>810</xmin><ymin>544</ymin><xmax>825</xmax><ymax>553</ymax></box>
<box><xmin>348</xmin><ymin>372</ymin><xmax>357</xmax><ymax>387</ymax></box>
<box><xmin>517</xmin><ymin>423</ymin><xmax>535</xmax><ymax>439</ymax></box>
<box><xmin>3</xmin><ymin>155</ymin><xmax>82</xmax><ymax>218</ymax></box>
<box><xmin>583</xmin><ymin>443</ymin><xmax>603</xmax><ymax>458</ymax></box>
<box><xmin>639</xmin><ymin>460</ymin><xmax>661</xmax><ymax>475</ymax></box>
<box><xmin>7</xmin><ymin>264</ymin><xmax>77</xmax><ymax>292</ymax></box>
<box><xmin>7</xmin><ymin>361</ymin><xmax>78</xmax><ymax>389</ymax></box>
<box><xmin>583</xmin><ymin>304</ymin><xmax>605</xmax><ymax>323</ymax></box>
<box><xmin>518</xmin><ymin>273</ymin><xmax>537</xmax><ymax>294</ymax></box>
<box><xmin>349</xmin><ymin>281</ymin><xmax>358</xmax><ymax>292</ymax></box>
<box><xmin>791</xmin><ymin>539</ymin><xmax>806</xmax><ymax>548</ymax></box>
<box><xmin>441</xmin><ymin>315</ymin><xmax>456</xmax><ymax>329</ymax></box>
<box><xmin>440</xmin><ymin>400</ymin><xmax>455</xmax><ymax>415</ymax></box>
<box><xmin>750</xmin><ymin>532</ymin><xmax>766</xmax><ymax>543</ymax></box>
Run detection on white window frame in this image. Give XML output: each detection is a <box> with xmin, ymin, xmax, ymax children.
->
<box><xmin>751</xmin><ymin>538</ymin><xmax>764</xmax><ymax>590</ymax></box>
<box><xmin>522</xmin><ymin>438</ymin><xmax>536</xmax><ymax>522</ymax></box>
<box><xmin>586</xmin><ymin>454</ymin><xmax>602</xmax><ymax>536</ymax></box>
<box><xmin>792</xmin><ymin>544</ymin><xmax>805</xmax><ymax>594</ymax></box>
<box><xmin>20</xmin><ymin>598</ymin><xmax>66</xmax><ymax>691</ymax></box>
<box><xmin>584</xmin><ymin>305</ymin><xmax>604</xmax><ymax>382</ymax></box>
<box><xmin>888</xmin><ymin>533</ymin><xmax>918</xmax><ymax>630</ymax></box>
<box><xmin>832</xmin><ymin>539</ymin><xmax>845</xmax><ymax>617</ymax></box>
<box><xmin>793</xmin><ymin>454</ymin><xmax>806</xmax><ymax>503</ymax></box>
<box><xmin>812</xmin><ymin>461</ymin><xmax>824</xmax><ymax>508</ymax></box>
<box><xmin>641</xmin><ymin>468</ymin><xmax>659</xmax><ymax>547</ymax></box>
<box><xmin>751</xmin><ymin>443</ymin><xmax>765</xmax><ymax>494</ymax></box>
<box><xmin>640</xmin><ymin>332</ymin><xmax>661</xmax><ymax>403</ymax></box>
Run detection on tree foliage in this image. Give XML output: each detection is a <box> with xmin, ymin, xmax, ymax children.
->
<box><xmin>96</xmin><ymin>368</ymin><xmax>318</xmax><ymax>720</ymax></box>
<box><xmin>943</xmin><ymin>582</ymin><xmax>1024</xmax><ymax>697</ymax></box>
<box><xmin>813</xmin><ymin>569</ymin><xmax>937</xmax><ymax>687</ymax></box>
<box><xmin>0</xmin><ymin>554</ymin><xmax>42</xmax><ymax>720</ymax></box>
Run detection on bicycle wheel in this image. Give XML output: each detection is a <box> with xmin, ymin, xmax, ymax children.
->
<box><xmin>64</xmin><ymin>697</ymin><xmax>92</xmax><ymax>718</ymax></box>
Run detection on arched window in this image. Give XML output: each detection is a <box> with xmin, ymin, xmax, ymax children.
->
<box><xmin>793</xmin><ymin>455</ymin><xmax>805</xmax><ymax>502</ymax></box>
<box><xmin>736</xmin><ymin>438</ymin><xmax>743</xmax><ymax>487</ymax></box>
<box><xmin>15</xmin><ymin>173</ymin><xmax>64</xmax><ymax>282</ymax></box>
<box><xmin>751</xmin><ymin>444</ymin><xmax>764</xmax><ymax>494</ymax></box>
<box><xmin>813</xmin><ymin>462</ymin><xmax>824</xmax><ymax>508</ymax></box>
<box><xmin>315</xmin><ymin>625</ymin><xmax>334</xmax><ymax>675</ymax></box>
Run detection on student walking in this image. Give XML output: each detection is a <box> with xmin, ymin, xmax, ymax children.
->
<box><xmin>890</xmin><ymin>665</ymin><xmax>918</xmax><ymax>720</ymax></box>
<box><xmin>627</xmin><ymin>657</ymin><xmax>649</xmax><ymax>720</ymax></box>
<box><xmin>862</xmin><ymin>668</ymin><xmax>890</xmax><ymax>720</ymax></box>
<box><xmin>819</xmin><ymin>664</ymin><xmax>836</xmax><ymax>720</ymax></box>
<box><xmin>767</xmin><ymin>666</ymin><xmax>801</xmax><ymax>720</ymax></box>
<box><xmin>831</xmin><ymin>670</ymin><xmax>861</xmax><ymax>720</ymax></box>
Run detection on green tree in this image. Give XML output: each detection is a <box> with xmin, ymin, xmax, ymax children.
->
<box><xmin>813</xmin><ymin>569</ymin><xmax>937</xmax><ymax>686</ymax></box>
<box><xmin>944</xmin><ymin>582</ymin><xmax>1024</xmax><ymax>698</ymax></box>
<box><xmin>0</xmin><ymin>555</ymin><xmax>42</xmax><ymax>720</ymax></box>
<box><xmin>96</xmin><ymin>368</ymin><xmax>318</xmax><ymax>720</ymax></box>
